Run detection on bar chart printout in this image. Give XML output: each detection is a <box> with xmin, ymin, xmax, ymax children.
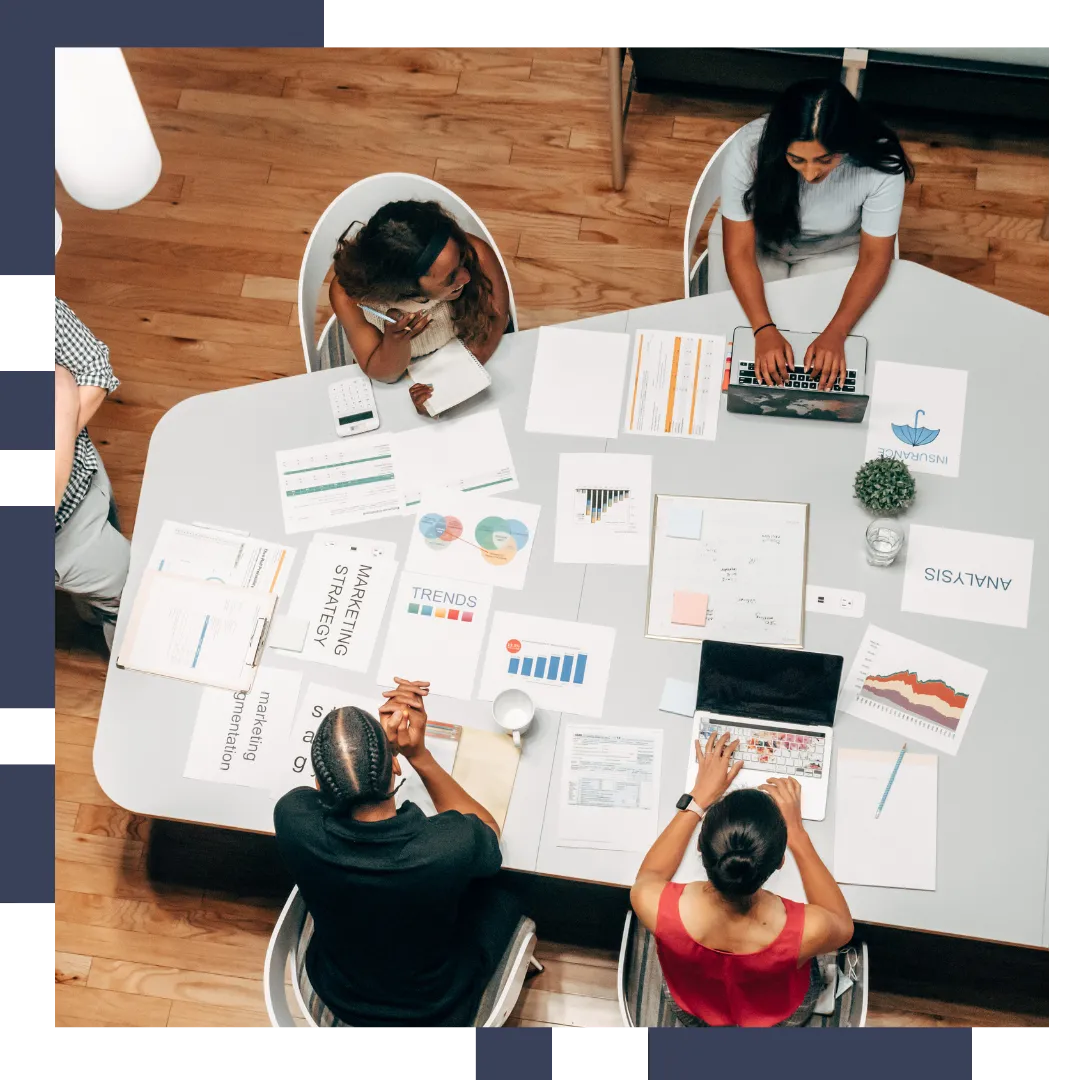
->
<box><xmin>507</xmin><ymin>637</ymin><xmax>589</xmax><ymax>685</ymax></box>
<box><xmin>575</xmin><ymin>488</ymin><xmax>631</xmax><ymax>527</ymax></box>
<box><xmin>478</xmin><ymin>612</ymin><xmax>617</xmax><ymax>718</ymax></box>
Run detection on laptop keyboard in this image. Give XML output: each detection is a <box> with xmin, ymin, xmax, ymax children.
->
<box><xmin>737</xmin><ymin>361</ymin><xmax>857</xmax><ymax>394</ymax></box>
<box><xmin>695</xmin><ymin>718</ymin><xmax>825</xmax><ymax>778</ymax></box>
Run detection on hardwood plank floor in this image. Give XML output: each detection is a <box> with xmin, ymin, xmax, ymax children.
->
<box><xmin>53</xmin><ymin>47</ymin><xmax>1048</xmax><ymax>1028</ymax></box>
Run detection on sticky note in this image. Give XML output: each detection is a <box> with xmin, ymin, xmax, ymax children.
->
<box><xmin>268</xmin><ymin>616</ymin><xmax>309</xmax><ymax>653</ymax></box>
<box><xmin>672</xmin><ymin>591</ymin><xmax>708</xmax><ymax>626</ymax></box>
<box><xmin>660</xmin><ymin>678</ymin><xmax>697</xmax><ymax>717</ymax></box>
<box><xmin>667</xmin><ymin>506</ymin><xmax>703</xmax><ymax>540</ymax></box>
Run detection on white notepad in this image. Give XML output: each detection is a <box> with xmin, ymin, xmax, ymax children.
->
<box><xmin>408</xmin><ymin>339</ymin><xmax>491</xmax><ymax>417</ymax></box>
<box><xmin>833</xmin><ymin>748</ymin><xmax>938</xmax><ymax>891</ymax></box>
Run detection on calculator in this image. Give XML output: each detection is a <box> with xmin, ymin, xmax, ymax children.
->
<box><xmin>328</xmin><ymin>374</ymin><xmax>380</xmax><ymax>437</ymax></box>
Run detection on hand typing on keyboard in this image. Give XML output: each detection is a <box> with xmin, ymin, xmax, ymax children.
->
<box><xmin>698</xmin><ymin>722</ymin><xmax>824</xmax><ymax>779</ymax></box>
<box><xmin>804</xmin><ymin>328</ymin><xmax>847</xmax><ymax>391</ymax></box>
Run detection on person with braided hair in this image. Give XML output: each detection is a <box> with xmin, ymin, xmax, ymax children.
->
<box><xmin>629</xmin><ymin>732</ymin><xmax>854</xmax><ymax>1027</ymax></box>
<box><xmin>273</xmin><ymin>678</ymin><xmax>522</xmax><ymax>1026</ymax></box>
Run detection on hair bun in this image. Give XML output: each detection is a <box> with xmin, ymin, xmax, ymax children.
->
<box><xmin>716</xmin><ymin>850</ymin><xmax>757</xmax><ymax>889</ymax></box>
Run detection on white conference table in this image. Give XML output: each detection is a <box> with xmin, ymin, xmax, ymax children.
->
<box><xmin>94</xmin><ymin>261</ymin><xmax>1048</xmax><ymax>947</ymax></box>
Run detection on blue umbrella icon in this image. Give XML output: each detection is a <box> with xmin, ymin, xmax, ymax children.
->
<box><xmin>891</xmin><ymin>409</ymin><xmax>940</xmax><ymax>446</ymax></box>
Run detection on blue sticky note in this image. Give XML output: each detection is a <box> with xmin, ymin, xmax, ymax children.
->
<box><xmin>667</xmin><ymin>505</ymin><xmax>703</xmax><ymax>540</ymax></box>
<box><xmin>659</xmin><ymin>678</ymin><xmax>698</xmax><ymax>717</ymax></box>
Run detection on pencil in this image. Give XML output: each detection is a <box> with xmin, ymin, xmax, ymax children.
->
<box><xmin>360</xmin><ymin>305</ymin><xmax>396</xmax><ymax>325</ymax></box>
<box><xmin>875</xmin><ymin>742</ymin><xmax>907</xmax><ymax>819</ymax></box>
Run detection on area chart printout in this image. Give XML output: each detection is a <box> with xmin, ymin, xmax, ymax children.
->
<box><xmin>838</xmin><ymin>625</ymin><xmax>988</xmax><ymax>755</ymax></box>
<box><xmin>624</xmin><ymin>329</ymin><xmax>724</xmax><ymax>440</ymax></box>
<box><xmin>276</xmin><ymin>435</ymin><xmax>404</xmax><ymax>534</ymax></box>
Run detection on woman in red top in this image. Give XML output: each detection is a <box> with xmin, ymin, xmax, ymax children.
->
<box><xmin>630</xmin><ymin>733</ymin><xmax>854</xmax><ymax>1027</ymax></box>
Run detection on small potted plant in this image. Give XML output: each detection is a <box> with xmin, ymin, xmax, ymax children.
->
<box><xmin>853</xmin><ymin>457</ymin><xmax>916</xmax><ymax>516</ymax></box>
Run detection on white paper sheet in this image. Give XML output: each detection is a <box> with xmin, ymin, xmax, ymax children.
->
<box><xmin>659</xmin><ymin>678</ymin><xmax>697</xmax><ymax>717</ymax></box>
<box><xmin>396</xmin><ymin>724</ymin><xmax>461</xmax><ymax>817</ymax></box>
<box><xmin>838</xmin><ymin>625</ymin><xmax>987</xmax><ymax>756</ymax></box>
<box><xmin>863</xmin><ymin>361</ymin><xmax>968</xmax><ymax>478</ymax></box>
<box><xmin>276</xmin><ymin>436</ymin><xmax>404</xmax><ymax>534</ymax></box>
<box><xmin>405</xmin><ymin>488</ymin><xmax>540</xmax><ymax>590</ymax></box>
<box><xmin>525</xmin><ymin>327</ymin><xmax>630</xmax><ymax>438</ymax></box>
<box><xmin>184</xmin><ymin>667</ymin><xmax>303</xmax><ymax>787</ymax></box>
<box><xmin>901</xmin><ymin>524</ymin><xmax>1034</xmax><ymax>629</ymax></box>
<box><xmin>647</xmin><ymin>496</ymin><xmax>808</xmax><ymax>647</ymax></box>
<box><xmin>833</xmin><ymin>748</ymin><xmax>938</xmax><ymax>890</ymax></box>
<box><xmin>477</xmin><ymin>612</ymin><xmax>616</xmax><ymax>719</ymax></box>
<box><xmin>284</xmin><ymin>535</ymin><xmax>398</xmax><ymax>673</ymax></box>
<box><xmin>390</xmin><ymin>409</ymin><xmax>519</xmax><ymax>510</ymax></box>
<box><xmin>377</xmin><ymin>572</ymin><xmax>494</xmax><ymax>700</ymax></box>
<box><xmin>556</xmin><ymin>725</ymin><xmax>663</xmax><ymax>851</ymax></box>
<box><xmin>149</xmin><ymin>521</ymin><xmax>295</xmax><ymax>595</ymax></box>
<box><xmin>553</xmin><ymin>453</ymin><xmax>653</xmax><ymax>565</ymax></box>
<box><xmin>624</xmin><ymin>329</ymin><xmax>724</xmax><ymax>440</ymax></box>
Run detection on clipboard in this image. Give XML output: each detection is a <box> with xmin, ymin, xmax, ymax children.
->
<box><xmin>116</xmin><ymin>569</ymin><xmax>277</xmax><ymax>692</ymax></box>
<box><xmin>645</xmin><ymin>494</ymin><xmax>809</xmax><ymax>648</ymax></box>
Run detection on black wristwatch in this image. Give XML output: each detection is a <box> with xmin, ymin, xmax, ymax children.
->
<box><xmin>676</xmin><ymin>793</ymin><xmax>705</xmax><ymax>819</ymax></box>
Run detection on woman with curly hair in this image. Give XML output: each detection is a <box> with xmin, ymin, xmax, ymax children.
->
<box><xmin>329</xmin><ymin>200</ymin><xmax>511</xmax><ymax>413</ymax></box>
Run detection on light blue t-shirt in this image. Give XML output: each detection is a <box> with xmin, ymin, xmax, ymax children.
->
<box><xmin>718</xmin><ymin>117</ymin><xmax>906</xmax><ymax>252</ymax></box>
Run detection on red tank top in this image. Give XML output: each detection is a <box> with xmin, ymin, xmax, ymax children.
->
<box><xmin>654</xmin><ymin>881</ymin><xmax>811</xmax><ymax>1027</ymax></box>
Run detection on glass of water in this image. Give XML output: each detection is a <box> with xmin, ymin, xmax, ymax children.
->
<box><xmin>865</xmin><ymin>519</ymin><xmax>905</xmax><ymax>566</ymax></box>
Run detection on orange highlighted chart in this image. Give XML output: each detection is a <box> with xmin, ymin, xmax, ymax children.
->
<box><xmin>838</xmin><ymin>625</ymin><xmax>987</xmax><ymax>755</ymax></box>
<box><xmin>624</xmin><ymin>329</ymin><xmax>725</xmax><ymax>440</ymax></box>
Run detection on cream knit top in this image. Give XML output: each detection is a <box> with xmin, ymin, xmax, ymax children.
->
<box><xmin>359</xmin><ymin>295</ymin><xmax>457</xmax><ymax>359</ymax></box>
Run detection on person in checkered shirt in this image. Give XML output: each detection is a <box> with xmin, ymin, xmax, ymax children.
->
<box><xmin>55</xmin><ymin>298</ymin><xmax>130</xmax><ymax>648</ymax></box>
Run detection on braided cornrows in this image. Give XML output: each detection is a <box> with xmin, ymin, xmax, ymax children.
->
<box><xmin>311</xmin><ymin>706</ymin><xmax>398</xmax><ymax>816</ymax></box>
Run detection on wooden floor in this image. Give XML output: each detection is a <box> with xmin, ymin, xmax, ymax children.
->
<box><xmin>54</xmin><ymin>48</ymin><xmax>1049</xmax><ymax>1028</ymax></box>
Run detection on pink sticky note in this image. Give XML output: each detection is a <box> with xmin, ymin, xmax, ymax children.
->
<box><xmin>672</xmin><ymin>591</ymin><xmax>708</xmax><ymax>626</ymax></box>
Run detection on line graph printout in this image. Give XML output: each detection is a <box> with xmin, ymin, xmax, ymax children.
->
<box><xmin>838</xmin><ymin>625</ymin><xmax>987</xmax><ymax>755</ymax></box>
<box><xmin>647</xmin><ymin>495</ymin><xmax>808</xmax><ymax>647</ymax></box>
<box><xmin>624</xmin><ymin>329</ymin><xmax>724</xmax><ymax>440</ymax></box>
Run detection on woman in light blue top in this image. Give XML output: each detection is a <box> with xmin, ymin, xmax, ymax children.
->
<box><xmin>709</xmin><ymin>79</ymin><xmax>914</xmax><ymax>390</ymax></box>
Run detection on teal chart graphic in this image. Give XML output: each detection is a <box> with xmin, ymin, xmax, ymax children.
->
<box><xmin>419</xmin><ymin>511</ymin><xmax>530</xmax><ymax>567</ymax></box>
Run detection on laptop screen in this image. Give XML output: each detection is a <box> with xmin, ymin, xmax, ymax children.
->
<box><xmin>696</xmin><ymin>641</ymin><xmax>844</xmax><ymax>728</ymax></box>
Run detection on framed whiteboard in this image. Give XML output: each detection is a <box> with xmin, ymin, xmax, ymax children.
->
<box><xmin>645</xmin><ymin>495</ymin><xmax>809</xmax><ymax>647</ymax></box>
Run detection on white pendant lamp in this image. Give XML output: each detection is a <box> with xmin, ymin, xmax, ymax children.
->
<box><xmin>55</xmin><ymin>209</ymin><xmax>63</xmax><ymax>254</ymax></box>
<box><xmin>55</xmin><ymin>47</ymin><xmax>162</xmax><ymax>210</ymax></box>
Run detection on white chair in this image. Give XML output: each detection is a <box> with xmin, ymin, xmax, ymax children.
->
<box><xmin>263</xmin><ymin>884</ymin><xmax>542</xmax><ymax>1027</ymax></box>
<box><xmin>683</xmin><ymin>131</ymin><xmax>900</xmax><ymax>299</ymax></box>
<box><xmin>298</xmin><ymin>173</ymin><xmax>519</xmax><ymax>373</ymax></box>
<box><xmin>617</xmin><ymin>909</ymin><xmax>869</xmax><ymax>1027</ymax></box>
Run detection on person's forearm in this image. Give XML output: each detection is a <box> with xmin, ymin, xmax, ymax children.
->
<box><xmin>55</xmin><ymin>369</ymin><xmax>81</xmax><ymax>510</ymax></box>
<box><xmin>726</xmin><ymin>252</ymin><xmax>773</xmax><ymax>331</ymax></box>
<box><xmin>76</xmin><ymin>385</ymin><xmax>107</xmax><ymax>430</ymax></box>
<box><xmin>410</xmin><ymin>749</ymin><xmax>501</xmax><ymax>837</ymax></box>
<box><xmin>636</xmin><ymin>810</ymin><xmax>699</xmax><ymax>881</ymax></box>
<box><xmin>360</xmin><ymin>340</ymin><xmax>412</xmax><ymax>383</ymax></box>
<box><xmin>788</xmin><ymin>828</ymin><xmax>852</xmax><ymax>923</ymax></box>
<box><xmin>824</xmin><ymin>256</ymin><xmax>890</xmax><ymax>337</ymax></box>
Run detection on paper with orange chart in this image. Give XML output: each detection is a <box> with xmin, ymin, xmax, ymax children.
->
<box><xmin>624</xmin><ymin>329</ymin><xmax>724</xmax><ymax>440</ymax></box>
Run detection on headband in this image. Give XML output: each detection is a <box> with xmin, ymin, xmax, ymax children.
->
<box><xmin>412</xmin><ymin>223</ymin><xmax>453</xmax><ymax>278</ymax></box>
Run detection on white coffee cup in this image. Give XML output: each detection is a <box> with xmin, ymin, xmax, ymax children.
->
<box><xmin>492</xmin><ymin>688</ymin><xmax>535</xmax><ymax>748</ymax></box>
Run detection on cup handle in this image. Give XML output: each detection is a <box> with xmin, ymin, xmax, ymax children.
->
<box><xmin>512</xmin><ymin>730</ymin><xmax>521</xmax><ymax>749</ymax></box>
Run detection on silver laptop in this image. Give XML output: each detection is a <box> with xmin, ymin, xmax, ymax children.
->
<box><xmin>683</xmin><ymin>641</ymin><xmax>844</xmax><ymax>821</ymax></box>
<box><xmin>732</xmin><ymin>325</ymin><xmax>868</xmax><ymax>394</ymax></box>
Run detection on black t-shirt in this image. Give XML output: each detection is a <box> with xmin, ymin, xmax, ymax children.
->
<box><xmin>273</xmin><ymin>788</ymin><xmax>503</xmax><ymax>1026</ymax></box>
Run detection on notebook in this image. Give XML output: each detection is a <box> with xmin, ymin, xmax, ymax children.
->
<box><xmin>408</xmin><ymin>339</ymin><xmax>492</xmax><ymax>417</ymax></box>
